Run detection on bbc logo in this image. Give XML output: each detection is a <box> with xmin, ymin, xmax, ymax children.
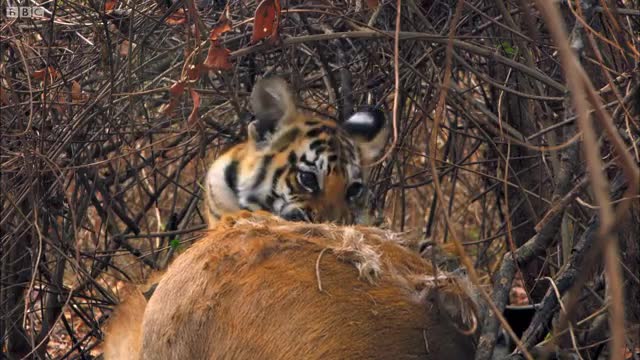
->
<box><xmin>6</xmin><ymin>6</ymin><xmax>46</xmax><ymax>18</ymax></box>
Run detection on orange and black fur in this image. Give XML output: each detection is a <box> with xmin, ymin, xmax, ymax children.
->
<box><xmin>205</xmin><ymin>77</ymin><xmax>388</xmax><ymax>225</ymax></box>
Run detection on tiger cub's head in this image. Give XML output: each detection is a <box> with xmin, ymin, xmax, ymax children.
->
<box><xmin>206</xmin><ymin>77</ymin><xmax>388</xmax><ymax>225</ymax></box>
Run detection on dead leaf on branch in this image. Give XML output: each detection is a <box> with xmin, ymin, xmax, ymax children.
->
<box><xmin>210</xmin><ymin>10</ymin><xmax>232</xmax><ymax>41</ymax></box>
<box><xmin>203</xmin><ymin>10</ymin><xmax>233</xmax><ymax>71</ymax></box>
<box><xmin>165</xmin><ymin>8</ymin><xmax>187</xmax><ymax>25</ymax></box>
<box><xmin>32</xmin><ymin>66</ymin><xmax>59</xmax><ymax>83</ymax></box>
<box><xmin>169</xmin><ymin>81</ymin><xmax>185</xmax><ymax>98</ymax></box>
<box><xmin>104</xmin><ymin>0</ymin><xmax>117</xmax><ymax>12</ymax></box>
<box><xmin>164</xmin><ymin>6</ymin><xmax>233</xmax><ymax>116</ymax></box>
<box><xmin>203</xmin><ymin>44</ymin><xmax>232</xmax><ymax>71</ymax></box>
<box><xmin>187</xmin><ymin>89</ymin><xmax>200</xmax><ymax>125</ymax></box>
<box><xmin>161</xmin><ymin>81</ymin><xmax>186</xmax><ymax>115</ymax></box>
<box><xmin>251</xmin><ymin>0</ymin><xmax>281</xmax><ymax>44</ymax></box>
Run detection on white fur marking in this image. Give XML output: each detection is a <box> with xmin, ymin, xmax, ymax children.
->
<box><xmin>346</xmin><ymin>112</ymin><xmax>375</xmax><ymax>126</ymax></box>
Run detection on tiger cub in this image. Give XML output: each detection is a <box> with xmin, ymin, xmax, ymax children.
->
<box><xmin>205</xmin><ymin>77</ymin><xmax>387</xmax><ymax>226</ymax></box>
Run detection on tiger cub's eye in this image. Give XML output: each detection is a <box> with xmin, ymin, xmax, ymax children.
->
<box><xmin>346</xmin><ymin>182</ymin><xmax>365</xmax><ymax>201</ymax></box>
<box><xmin>297</xmin><ymin>171</ymin><xmax>319</xmax><ymax>193</ymax></box>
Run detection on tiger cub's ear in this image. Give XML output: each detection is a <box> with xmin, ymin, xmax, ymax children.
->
<box><xmin>248</xmin><ymin>77</ymin><xmax>296</xmax><ymax>144</ymax></box>
<box><xmin>342</xmin><ymin>108</ymin><xmax>388</xmax><ymax>165</ymax></box>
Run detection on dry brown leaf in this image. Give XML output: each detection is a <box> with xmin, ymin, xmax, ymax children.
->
<box><xmin>104</xmin><ymin>0</ymin><xmax>117</xmax><ymax>12</ymax></box>
<box><xmin>210</xmin><ymin>10</ymin><xmax>232</xmax><ymax>41</ymax></box>
<box><xmin>161</xmin><ymin>100</ymin><xmax>178</xmax><ymax>115</ymax></box>
<box><xmin>169</xmin><ymin>81</ymin><xmax>185</xmax><ymax>97</ymax></box>
<box><xmin>71</xmin><ymin>81</ymin><xmax>82</xmax><ymax>101</ymax></box>
<box><xmin>32</xmin><ymin>66</ymin><xmax>59</xmax><ymax>82</ymax></box>
<box><xmin>188</xmin><ymin>89</ymin><xmax>200</xmax><ymax>125</ymax></box>
<box><xmin>162</xmin><ymin>81</ymin><xmax>186</xmax><ymax>115</ymax></box>
<box><xmin>166</xmin><ymin>8</ymin><xmax>187</xmax><ymax>25</ymax></box>
<box><xmin>251</xmin><ymin>0</ymin><xmax>280</xmax><ymax>44</ymax></box>
<box><xmin>203</xmin><ymin>42</ymin><xmax>232</xmax><ymax>71</ymax></box>
<box><xmin>200</xmin><ymin>8</ymin><xmax>234</xmax><ymax>72</ymax></box>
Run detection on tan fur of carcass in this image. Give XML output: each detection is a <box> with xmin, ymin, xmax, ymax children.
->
<box><xmin>104</xmin><ymin>211</ymin><xmax>479</xmax><ymax>360</ymax></box>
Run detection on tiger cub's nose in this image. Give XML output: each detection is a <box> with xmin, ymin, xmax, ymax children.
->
<box><xmin>281</xmin><ymin>208</ymin><xmax>311</xmax><ymax>222</ymax></box>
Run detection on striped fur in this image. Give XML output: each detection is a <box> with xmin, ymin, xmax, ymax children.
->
<box><xmin>206</xmin><ymin>77</ymin><xmax>387</xmax><ymax>226</ymax></box>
